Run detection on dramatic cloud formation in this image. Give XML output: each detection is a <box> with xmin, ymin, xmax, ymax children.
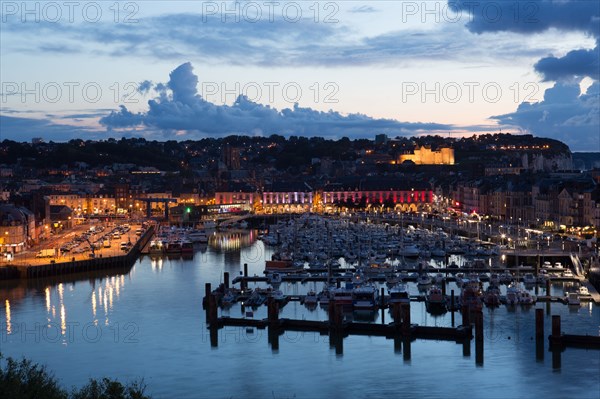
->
<box><xmin>100</xmin><ymin>62</ymin><xmax>452</xmax><ymax>138</ymax></box>
<box><xmin>450</xmin><ymin>0</ymin><xmax>600</xmax><ymax>81</ymax></box>
<box><xmin>534</xmin><ymin>44</ymin><xmax>600</xmax><ymax>82</ymax></box>
<box><xmin>492</xmin><ymin>82</ymin><xmax>600</xmax><ymax>151</ymax></box>
<box><xmin>451</xmin><ymin>0</ymin><xmax>599</xmax><ymax>150</ymax></box>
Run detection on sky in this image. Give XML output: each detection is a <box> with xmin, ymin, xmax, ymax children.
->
<box><xmin>0</xmin><ymin>0</ymin><xmax>598</xmax><ymax>151</ymax></box>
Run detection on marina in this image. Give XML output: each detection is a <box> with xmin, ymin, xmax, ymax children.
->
<box><xmin>1</xmin><ymin>223</ymin><xmax>599</xmax><ymax>398</ymax></box>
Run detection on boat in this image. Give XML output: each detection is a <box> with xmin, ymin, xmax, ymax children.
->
<box><xmin>388</xmin><ymin>282</ymin><xmax>410</xmax><ymax>304</ymax></box>
<box><xmin>517</xmin><ymin>290</ymin><xmax>535</xmax><ymax>305</ymax></box>
<box><xmin>566</xmin><ymin>292</ymin><xmax>581</xmax><ymax>306</ymax></box>
<box><xmin>352</xmin><ymin>285</ymin><xmax>379</xmax><ymax>310</ymax></box>
<box><xmin>304</xmin><ymin>290</ymin><xmax>318</xmax><ymax>306</ymax></box>
<box><xmin>331</xmin><ymin>284</ymin><xmax>353</xmax><ymax>306</ymax></box>
<box><xmin>317</xmin><ymin>286</ymin><xmax>332</xmax><ymax>305</ymax></box>
<box><xmin>221</xmin><ymin>290</ymin><xmax>237</xmax><ymax>307</ymax></box>
<box><xmin>268</xmin><ymin>272</ymin><xmax>283</xmax><ymax>285</ymax></box>
<box><xmin>563</xmin><ymin>269</ymin><xmax>573</xmax><ymax>278</ymax></box>
<box><xmin>181</xmin><ymin>240</ymin><xmax>194</xmax><ymax>254</ymax></box>
<box><xmin>165</xmin><ymin>241</ymin><xmax>182</xmax><ymax>254</ymax></box>
<box><xmin>459</xmin><ymin>281</ymin><xmax>482</xmax><ymax>312</ymax></box>
<box><xmin>246</xmin><ymin>290</ymin><xmax>266</xmax><ymax>307</ymax></box>
<box><xmin>431</xmin><ymin>248</ymin><xmax>446</xmax><ymax>257</ymax></box>
<box><xmin>483</xmin><ymin>285</ymin><xmax>501</xmax><ymax>307</ymax></box>
<box><xmin>399</xmin><ymin>244</ymin><xmax>420</xmax><ymax>259</ymax></box>
<box><xmin>579</xmin><ymin>285</ymin><xmax>590</xmax><ymax>296</ymax></box>
<box><xmin>416</xmin><ymin>274</ymin><xmax>432</xmax><ymax>286</ymax></box>
<box><xmin>271</xmin><ymin>289</ymin><xmax>286</xmax><ymax>302</ymax></box>
<box><xmin>505</xmin><ymin>284</ymin><xmax>519</xmax><ymax>306</ymax></box>
<box><xmin>425</xmin><ymin>285</ymin><xmax>447</xmax><ymax>314</ymax></box>
<box><xmin>523</xmin><ymin>273</ymin><xmax>536</xmax><ymax>285</ymax></box>
<box><xmin>148</xmin><ymin>240</ymin><xmax>164</xmax><ymax>255</ymax></box>
<box><xmin>188</xmin><ymin>230</ymin><xmax>208</xmax><ymax>243</ymax></box>
<box><xmin>433</xmin><ymin>272</ymin><xmax>445</xmax><ymax>285</ymax></box>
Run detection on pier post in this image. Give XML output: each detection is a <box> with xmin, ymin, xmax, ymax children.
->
<box><xmin>401</xmin><ymin>303</ymin><xmax>411</xmax><ymax>335</ymax></box>
<box><xmin>551</xmin><ymin>315</ymin><xmax>561</xmax><ymax>342</ymax></box>
<box><xmin>242</xmin><ymin>263</ymin><xmax>248</xmax><ymax>291</ymax></box>
<box><xmin>475</xmin><ymin>310</ymin><xmax>483</xmax><ymax>366</ymax></box>
<box><xmin>441</xmin><ymin>282</ymin><xmax>446</xmax><ymax>297</ymax></box>
<box><xmin>334</xmin><ymin>303</ymin><xmax>344</xmax><ymax>332</ymax></box>
<box><xmin>391</xmin><ymin>303</ymin><xmax>402</xmax><ymax>326</ymax></box>
<box><xmin>208</xmin><ymin>292</ymin><xmax>218</xmax><ymax>328</ymax></box>
<box><xmin>380</xmin><ymin>287</ymin><xmax>385</xmax><ymax>324</ymax></box>
<box><xmin>535</xmin><ymin>308</ymin><xmax>544</xmax><ymax>361</ymax></box>
<box><xmin>224</xmin><ymin>272</ymin><xmax>229</xmax><ymax>290</ymax></box>
<box><xmin>535</xmin><ymin>308</ymin><xmax>544</xmax><ymax>342</ymax></box>
<box><xmin>204</xmin><ymin>283</ymin><xmax>211</xmax><ymax>311</ymax></box>
<box><xmin>462</xmin><ymin>339</ymin><xmax>471</xmax><ymax>357</ymax></box>
<box><xmin>403</xmin><ymin>337</ymin><xmax>411</xmax><ymax>362</ymax></box>
<box><xmin>546</xmin><ymin>279</ymin><xmax>551</xmax><ymax>297</ymax></box>
<box><xmin>450</xmin><ymin>290</ymin><xmax>455</xmax><ymax>327</ymax></box>
<box><xmin>267</xmin><ymin>297</ymin><xmax>279</xmax><ymax>328</ymax></box>
<box><xmin>461</xmin><ymin>306</ymin><xmax>470</xmax><ymax>326</ymax></box>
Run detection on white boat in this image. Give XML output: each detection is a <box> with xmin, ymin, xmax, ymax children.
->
<box><xmin>399</xmin><ymin>245</ymin><xmax>420</xmax><ymax>258</ymax></box>
<box><xmin>578</xmin><ymin>286</ymin><xmax>589</xmax><ymax>296</ymax></box>
<box><xmin>566</xmin><ymin>292</ymin><xmax>581</xmax><ymax>306</ymax></box>
<box><xmin>518</xmin><ymin>290</ymin><xmax>535</xmax><ymax>305</ymax></box>
<box><xmin>563</xmin><ymin>269</ymin><xmax>573</xmax><ymax>278</ymax></box>
<box><xmin>389</xmin><ymin>282</ymin><xmax>410</xmax><ymax>304</ymax></box>
<box><xmin>304</xmin><ymin>290</ymin><xmax>318</xmax><ymax>305</ymax></box>
<box><xmin>416</xmin><ymin>274</ymin><xmax>432</xmax><ymax>286</ymax></box>
<box><xmin>352</xmin><ymin>285</ymin><xmax>379</xmax><ymax>310</ymax></box>
<box><xmin>272</xmin><ymin>289</ymin><xmax>286</xmax><ymax>301</ymax></box>
<box><xmin>425</xmin><ymin>285</ymin><xmax>447</xmax><ymax>313</ymax></box>
<box><xmin>506</xmin><ymin>284</ymin><xmax>519</xmax><ymax>306</ymax></box>
<box><xmin>317</xmin><ymin>286</ymin><xmax>332</xmax><ymax>305</ymax></box>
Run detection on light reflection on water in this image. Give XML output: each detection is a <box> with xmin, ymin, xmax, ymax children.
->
<box><xmin>0</xmin><ymin>232</ymin><xmax>598</xmax><ymax>398</ymax></box>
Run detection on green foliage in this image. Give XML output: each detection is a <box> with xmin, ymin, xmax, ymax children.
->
<box><xmin>0</xmin><ymin>354</ymin><xmax>150</xmax><ymax>399</ymax></box>
<box><xmin>0</xmin><ymin>355</ymin><xmax>67</xmax><ymax>399</ymax></box>
<box><xmin>72</xmin><ymin>378</ymin><xmax>149</xmax><ymax>399</ymax></box>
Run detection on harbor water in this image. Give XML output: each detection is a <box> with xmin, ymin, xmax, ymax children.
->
<box><xmin>1</xmin><ymin>230</ymin><xmax>599</xmax><ymax>398</ymax></box>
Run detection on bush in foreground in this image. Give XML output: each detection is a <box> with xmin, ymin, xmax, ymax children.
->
<box><xmin>0</xmin><ymin>355</ymin><xmax>150</xmax><ymax>399</ymax></box>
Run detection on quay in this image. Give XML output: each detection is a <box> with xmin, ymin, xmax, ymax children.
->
<box><xmin>0</xmin><ymin>225</ymin><xmax>155</xmax><ymax>280</ymax></box>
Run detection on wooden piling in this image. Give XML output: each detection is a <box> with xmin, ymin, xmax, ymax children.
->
<box><xmin>535</xmin><ymin>308</ymin><xmax>544</xmax><ymax>343</ymax></box>
<box><xmin>475</xmin><ymin>310</ymin><xmax>483</xmax><ymax>365</ymax></box>
<box><xmin>401</xmin><ymin>303</ymin><xmax>411</xmax><ymax>335</ymax></box>
<box><xmin>441</xmin><ymin>282</ymin><xmax>446</xmax><ymax>297</ymax></box>
<box><xmin>546</xmin><ymin>279</ymin><xmax>551</xmax><ymax>297</ymax></box>
<box><xmin>224</xmin><ymin>272</ymin><xmax>229</xmax><ymax>290</ymax></box>
<box><xmin>243</xmin><ymin>263</ymin><xmax>248</xmax><ymax>277</ymax></box>
<box><xmin>380</xmin><ymin>288</ymin><xmax>385</xmax><ymax>324</ymax></box>
<box><xmin>450</xmin><ymin>290</ymin><xmax>455</xmax><ymax>327</ymax></box>
<box><xmin>552</xmin><ymin>315</ymin><xmax>561</xmax><ymax>340</ymax></box>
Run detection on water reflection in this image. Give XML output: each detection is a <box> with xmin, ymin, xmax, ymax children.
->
<box><xmin>209</xmin><ymin>230</ymin><xmax>256</xmax><ymax>252</ymax></box>
<box><xmin>5</xmin><ymin>299</ymin><xmax>11</xmax><ymax>334</ymax></box>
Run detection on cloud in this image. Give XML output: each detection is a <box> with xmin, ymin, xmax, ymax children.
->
<box><xmin>1</xmin><ymin>12</ymin><xmax>560</xmax><ymax>67</ymax></box>
<box><xmin>99</xmin><ymin>62</ymin><xmax>454</xmax><ymax>138</ymax></box>
<box><xmin>491</xmin><ymin>82</ymin><xmax>600</xmax><ymax>151</ymax></box>
<box><xmin>449</xmin><ymin>0</ymin><xmax>599</xmax><ymax>37</ymax></box>
<box><xmin>534</xmin><ymin>43</ymin><xmax>600</xmax><ymax>81</ymax></box>
<box><xmin>449</xmin><ymin>0</ymin><xmax>600</xmax><ymax>82</ymax></box>
<box><xmin>349</xmin><ymin>6</ymin><xmax>377</xmax><ymax>14</ymax></box>
<box><xmin>0</xmin><ymin>115</ymin><xmax>103</xmax><ymax>142</ymax></box>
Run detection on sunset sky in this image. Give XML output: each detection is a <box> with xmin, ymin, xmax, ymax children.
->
<box><xmin>1</xmin><ymin>1</ymin><xmax>598</xmax><ymax>150</ymax></box>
